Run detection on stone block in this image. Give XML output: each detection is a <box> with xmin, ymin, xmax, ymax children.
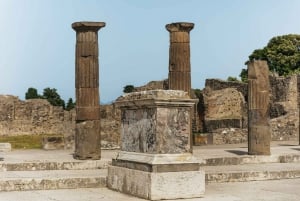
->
<box><xmin>42</xmin><ymin>136</ymin><xmax>65</xmax><ymax>150</ymax></box>
<box><xmin>0</xmin><ymin>143</ymin><xmax>11</xmax><ymax>152</ymax></box>
<box><xmin>107</xmin><ymin>165</ymin><xmax>205</xmax><ymax>200</ymax></box>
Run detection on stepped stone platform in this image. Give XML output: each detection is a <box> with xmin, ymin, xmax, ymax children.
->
<box><xmin>0</xmin><ymin>142</ymin><xmax>299</xmax><ymax>192</ymax></box>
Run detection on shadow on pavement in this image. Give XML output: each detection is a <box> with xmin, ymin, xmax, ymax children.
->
<box><xmin>225</xmin><ymin>150</ymin><xmax>248</xmax><ymax>155</ymax></box>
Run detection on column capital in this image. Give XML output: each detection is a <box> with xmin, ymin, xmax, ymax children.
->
<box><xmin>166</xmin><ymin>22</ymin><xmax>194</xmax><ymax>33</ymax></box>
<box><xmin>72</xmin><ymin>21</ymin><xmax>106</xmax><ymax>32</ymax></box>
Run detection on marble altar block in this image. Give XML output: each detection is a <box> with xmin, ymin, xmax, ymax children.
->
<box><xmin>107</xmin><ymin>90</ymin><xmax>205</xmax><ymax>200</ymax></box>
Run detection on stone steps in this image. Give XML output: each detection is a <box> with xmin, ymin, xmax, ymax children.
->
<box><xmin>1</xmin><ymin>150</ymin><xmax>300</xmax><ymax>191</ymax></box>
<box><xmin>0</xmin><ymin>160</ymin><xmax>110</xmax><ymax>171</ymax></box>
<box><xmin>202</xmin><ymin>154</ymin><xmax>300</xmax><ymax>166</ymax></box>
<box><xmin>204</xmin><ymin>161</ymin><xmax>300</xmax><ymax>183</ymax></box>
<box><xmin>0</xmin><ymin>169</ymin><xmax>107</xmax><ymax>192</ymax></box>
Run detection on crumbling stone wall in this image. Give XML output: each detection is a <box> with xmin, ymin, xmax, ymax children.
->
<box><xmin>133</xmin><ymin>80</ymin><xmax>168</xmax><ymax>92</ymax></box>
<box><xmin>204</xmin><ymin>79</ymin><xmax>248</xmax><ymax>98</ymax></box>
<box><xmin>202</xmin><ymin>75</ymin><xmax>299</xmax><ymax>144</ymax></box>
<box><xmin>0</xmin><ymin>95</ymin><xmax>121</xmax><ymax>149</ymax></box>
<box><xmin>269</xmin><ymin>75</ymin><xmax>299</xmax><ymax>141</ymax></box>
<box><xmin>100</xmin><ymin>104</ymin><xmax>121</xmax><ymax>148</ymax></box>
<box><xmin>0</xmin><ymin>95</ymin><xmax>75</xmax><ymax>148</ymax></box>
<box><xmin>1</xmin><ymin>74</ymin><xmax>298</xmax><ymax>147</ymax></box>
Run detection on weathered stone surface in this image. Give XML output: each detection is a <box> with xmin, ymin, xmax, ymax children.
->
<box><xmin>204</xmin><ymin>88</ymin><xmax>246</xmax><ymax>133</ymax></box>
<box><xmin>248</xmin><ymin>60</ymin><xmax>271</xmax><ymax>155</ymax></box>
<box><xmin>0</xmin><ymin>161</ymin><xmax>109</xmax><ymax>171</ymax></box>
<box><xmin>212</xmin><ymin>128</ymin><xmax>248</xmax><ymax>145</ymax></box>
<box><xmin>107</xmin><ymin>165</ymin><xmax>205</xmax><ymax>200</ymax></box>
<box><xmin>74</xmin><ymin>120</ymin><xmax>101</xmax><ymax>160</ymax></box>
<box><xmin>133</xmin><ymin>79</ymin><xmax>168</xmax><ymax>92</ymax></box>
<box><xmin>0</xmin><ymin>175</ymin><xmax>107</xmax><ymax>192</ymax></box>
<box><xmin>42</xmin><ymin>136</ymin><xmax>65</xmax><ymax>150</ymax></box>
<box><xmin>0</xmin><ymin>95</ymin><xmax>75</xmax><ymax>149</ymax></box>
<box><xmin>200</xmin><ymin>74</ymin><xmax>299</xmax><ymax>144</ymax></box>
<box><xmin>166</xmin><ymin>22</ymin><xmax>194</xmax><ymax>97</ymax></box>
<box><xmin>116</xmin><ymin>90</ymin><xmax>195</xmax><ymax>154</ymax></box>
<box><xmin>108</xmin><ymin>90</ymin><xmax>204</xmax><ymax>200</ymax></box>
<box><xmin>72</xmin><ymin>21</ymin><xmax>105</xmax><ymax>159</ymax></box>
<box><xmin>0</xmin><ymin>143</ymin><xmax>11</xmax><ymax>152</ymax></box>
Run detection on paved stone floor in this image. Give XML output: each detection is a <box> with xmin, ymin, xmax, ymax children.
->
<box><xmin>0</xmin><ymin>178</ymin><xmax>299</xmax><ymax>201</ymax></box>
<box><xmin>0</xmin><ymin>141</ymin><xmax>299</xmax><ymax>200</ymax></box>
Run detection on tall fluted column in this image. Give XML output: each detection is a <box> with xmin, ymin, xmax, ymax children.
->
<box><xmin>248</xmin><ymin>60</ymin><xmax>271</xmax><ymax>155</ymax></box>
<box><xmin>72</xmin><ymin>21</ymin><xmax>105</xmax><ymax>160</ymax></box>
<box><xmin>166</xmin><ymin>22</ymin><xmax>194</xmax><ymax>97</ymax></box>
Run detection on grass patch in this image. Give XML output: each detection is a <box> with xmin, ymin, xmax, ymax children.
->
<box><xmin>0</xmin><ymin>134</ymin><xmax>64</xmax><ymax>149</ymax></box>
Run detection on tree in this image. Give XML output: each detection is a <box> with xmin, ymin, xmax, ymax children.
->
<box><xmin>25</xmin><ymin>87</ymin><xmax>41</xmax><ymax>99</ymax></box>
<box><xmin>66</xmin><ymin>98</ymin><xmax>76</xmax><ymax>111</ymax></box>
<box><xmin>123</xmin><ymin>85</ymin><xmax>135</xmax><ymax>93</ymax></box>
<box><xmin>193</xmin><ymin>88</ymin><xmax>202</xmax><ymax>99</ymax></box>
<box><xmin>42</xmin><ymin>87</ymin><xmax>65</xmax><ymax>109</ymax></box>
<box><xmin>242</xmin><ymin>34</ymin><xmax>300</xmax><ymax>81</ymax></box>
<box><xmin>239</xmin><ymin>69</ymin><xmax>248</xmax><ymax>82</ymax></box>
<box><xmin>226</xmin><ymin>76</ymin><xmax>239</xmax><ymax>82</ymax></box>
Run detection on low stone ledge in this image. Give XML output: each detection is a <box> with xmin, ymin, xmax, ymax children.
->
<box><xmin>0</xmin><ymin>143</ymin><xmax>11</xmax><ymax>152</ymax></box>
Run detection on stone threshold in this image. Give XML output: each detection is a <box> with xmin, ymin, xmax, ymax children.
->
<box><xmin>0</xmin><ymin>169</ymin><xmax>107</xmax><ymax>192</ymax></box>
<box><xmin>0</xmin><ymin>160</ymin><xmax>110</xmax><ymax>171</ymax></box>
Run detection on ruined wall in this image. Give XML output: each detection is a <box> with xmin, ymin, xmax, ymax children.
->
<box><xmin>203</xmin><ymin>75</ymin><xmax>299</xmax><ymax>144</ymax></box>
<box><xmin>269</xmin><ymin>75</ymin><xmax>299</xmax><ymax>141</ymax></box>
<box><xmin>100</xmin><ymin>104</ymin><xmax>121</xmax><ymax>148</ymax></box>
<box><xmin>0</xmin><ymin>95</ymin><xmax>121</xmax><ymax>149</ymax></box>
<box><xmin>203</xmin><ymin>87</ymin><xmax>247</xmax><ymax>132</ymax></box>
<box><xmin>204</xmin><ymin>79</ymin><xmax>248</xmax><ymax>97</ymax></box>
<box><xmin>0</xmin><ymin>95</ymin><xmax>75</xmax><ymax>148</ymax></box>
<box><xmin>0</xmin><ymin>74</ymin><xmax>298</xmax><ymax>147</ymax></box>
<box><xmin>133</xmin><ymin>80</ymin><xmax>168</xmax><ymax>92</ymax></box>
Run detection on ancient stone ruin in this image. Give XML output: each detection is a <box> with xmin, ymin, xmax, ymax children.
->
<box><xmin>107</xmin><ymin>90</ymin><xmax>204</xmax><ymax>200</ymax></box>
<box><xmin>166</xmin><ymin>22</ymin><xmax>194</xmax><ymax>97</ymax></box>
<box><xmin>247</xmin><ymin>60</ymin><xmax>271</xmax><ymax>155</ymax></box>
<box><xmin>0</xmin><ymin>21</ymin><xmax>299</xmax><ymax>157</ymax></box>
<box><xmin>0</xmin><ymin>95</ymin><xmax>75</xmax><ymax>149</ymax></box>
<box><xmin>72</xmin><ymin>21</ymin><xmax>105</xmax><ymax>160</ymax></box>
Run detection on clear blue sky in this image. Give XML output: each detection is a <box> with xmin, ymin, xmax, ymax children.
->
<box><xmin>1</xmin><ymin>0</ymin><xmax>300</xmax><ymax>103</ymax></box>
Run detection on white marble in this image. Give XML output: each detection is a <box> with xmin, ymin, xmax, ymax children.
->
<box><xmin>107</xmin><ymin>165</ymin><xmax>205</xmax><ymax>200</ymax></box>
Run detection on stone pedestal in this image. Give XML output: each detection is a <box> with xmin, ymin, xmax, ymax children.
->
<box><xmin>248</xmin><ymin>60</ymin><xmax>271</xmax><ymax>155</ymax></box>
<box><xmin>107</xmin><ymin>90</ymin><xmax>205</xmax><ymax>200</ymax></box>
<box><xmin>166</xmin><ymin>22</ymin><xmax>194</xmax><ymax>97</ymax></box>
<box><xmin>72</xmin><ymin>22</ymin><xmax>105</xmax><ymax>160</ymax></box>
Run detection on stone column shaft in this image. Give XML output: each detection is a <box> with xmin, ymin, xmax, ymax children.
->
<box><xmin>166</xmin><ymin>22</ymin><xmax>194</xmax><ymax>97</ymax></box>
<box><xmin>248</xmin><ymin>60</ymin><xmax>271</xmax><ymax>155</ymax></box>
<box><xmin>72</xmin><ymin>21</ymin><xmax>105</xmax><ymax>160</ymax></box>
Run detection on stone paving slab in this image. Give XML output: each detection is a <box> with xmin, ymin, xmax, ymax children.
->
<box><xmin>1</xmin><ymin>142</ymin><xmax>299</xmax><ymax>163</ymax></box>
<box><xmin>0</xmin><ymin>149</ymin><xmax>117</xmax><ymax>163</ymax></box>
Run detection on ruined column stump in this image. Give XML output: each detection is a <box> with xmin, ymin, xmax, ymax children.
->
<box><xmin>72</xmin><ymin>22</ymin><xmax>105</xmax><ymax>160</ymax></box>
<box><xmin>107</xmin><ymin>90</ymin><xmax>205</xmax><ymax>200</ymax></box>
<box><xmin>248</xmin><ymin>60</ymin><xmax>271</xmax><ymax>155</ymax></box>
<box><xmin>166</xmin><ymin>22</ymin><xmax>194</xmax><ymax>97</ymax></box>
